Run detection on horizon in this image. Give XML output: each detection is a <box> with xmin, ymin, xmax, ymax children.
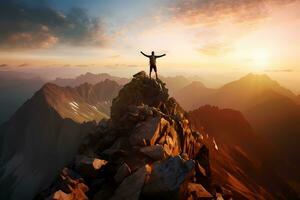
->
<box><xmin>1</xmin><ymin>0</ymin><xmax>300</xmax><ymax>93</ymax></box>
<box><xmin>2</xmin><ymin>67</ymin><xmax>300</xmax><ymax>94</ymax></box>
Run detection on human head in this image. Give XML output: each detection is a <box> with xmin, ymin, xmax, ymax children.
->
<box><xmin>151</xmin><ymin>51</ymin><xmax>154</xmax><ymax>55</ymax></box>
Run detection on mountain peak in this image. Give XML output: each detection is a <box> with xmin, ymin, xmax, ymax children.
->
<box><xmin>242</xmin><ymin>73</ymin><xmax>272</xmax><ymax>82</ymax></box>
<box><xmin>111</xmin><ymin>71</ymin><xmax>170</xmax><ymax>123</ymax></box>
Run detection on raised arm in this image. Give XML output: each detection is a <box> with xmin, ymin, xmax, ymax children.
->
<box><xmin>155</xmin><ymin>54</ymin><xmax>166</xmax><ymax>58</ymax></box>
<box><xmin>140</xmin><ymin>51</ymin><xmax>150</xmax><ymax>57</ymax></box>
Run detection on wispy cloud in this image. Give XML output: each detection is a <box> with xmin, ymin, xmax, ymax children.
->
<box><xmin>264</xmin><ymin>69</ymin><xmax>294</xmax><ymax>72</ymax></box>
<box><xmin>169</xmin><ymin>0</ymin><xmax>298</xmax><ymax>25</ymax></box>
<box><xmin>18</xmin><ymin>63</ymin><xmax>28</xmax><ymax>67</ymax></box>
<box><xmin>0</xmin><ymin>64</ymin><xmax>8</xmax><ymax>68</ymax></box>
<box><xmin>198</xmin><ymin>43</ymin><xmax>233</xmax><ymax>56</ymax></box>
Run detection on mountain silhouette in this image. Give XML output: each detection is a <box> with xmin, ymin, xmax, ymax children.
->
<box><xmin>175</xmin><ymin>73</ymin><xmax>297</xmax><ymax>111</ymax></box>
<box><xmin>1</xmin><ymin>71</ymin><xmax>299</xmax><ymax>199</ymax></box>
<box><xmin>53</xmin><ymin>72</ymin><xmax>129</xmax><ymax>87</ymax></box>
<box><xmin>0</xmin><ymin>80</ymin><xmax>121</xmax><ymax>199</ymax></box>
<box><xmin>188</xmin><ymin>105</ymin><xmax>298</xmax><ymax>199</ymax></box>
<box><xmin>36</xmin><ymin>71</ymin><xmax>233</xmax><ymax>200</ymax></box>
<box><xmin>0</xmin><ymin>71</ymin><xmax>46</xmax><ymax>124</ymax></box>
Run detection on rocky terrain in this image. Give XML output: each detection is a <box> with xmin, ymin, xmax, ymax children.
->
<box><xmin>188</xmin><ymin>105</ymin><xmax>299</xmax><ymax>199</ymax></box>
<box><xmin>0</xmin><ymin>80</ymin><xmax>121</xmax><ymax>199</ymax></box>
<box><xmin>36</xmin><ymin>72</ymin><xmax>232</xmax><ymax>200</ymax></box>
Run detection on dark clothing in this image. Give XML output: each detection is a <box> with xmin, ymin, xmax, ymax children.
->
<box><xmin>140</xmin><ymin>51</ymin><xmax>166</xmax><ymax>79</ymax></box>
<box><xmin>150</xmin><ymin>64</ymin><xmax>157</xmax><ymax>72</ymax></box>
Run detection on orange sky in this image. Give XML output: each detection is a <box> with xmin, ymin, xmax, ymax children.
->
<box><xmin>1</xmin><ymin>0</ymin><xmax>300</xmax><ymax>92</ymax></box>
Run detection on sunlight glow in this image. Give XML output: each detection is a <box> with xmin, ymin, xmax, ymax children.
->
<box><xmin>252</xmin><ymin>49</ymin><xmax>270</xmax><ymax>71</ymax></box>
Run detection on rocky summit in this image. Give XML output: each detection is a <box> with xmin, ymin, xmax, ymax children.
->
<box><xmin>37</xmin><ymin>71</ymin><xmax>232</xmax><ymax>200</ymax></box>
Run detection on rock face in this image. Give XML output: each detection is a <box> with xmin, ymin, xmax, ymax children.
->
<box><xmin>0</xmin><ymin>80</ymin><xmax>121</xmax><ymax>200</ymax></box>
<box><xmin>188</xmin><ymin>105</ymin><xmax>299</xmax><ymax>199</ymax></box>
<box><xmin>37</xmin><ymin>71</ymin><xmax>231</xmax><ymax>200</ymax></box>
<box><xmin>142</xmin><ymin>156</ymin><xmax>194</xmax><ymax>198</ymax></box>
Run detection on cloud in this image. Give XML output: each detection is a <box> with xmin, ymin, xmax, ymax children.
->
<box><xmin>76</xmin><ymin>64</ymin><xmax>89</xmax><ymax>68</ymax></box>
<box><xmin>198</xmin><ymin>43</ymin><xmax>233</xmax><ymax>56</ymax></box>
<box><xmin>170</xmin><ymin>0</ymin><xmax>298</xmax><ymax>25</ymax></box>
<box><xmin>0</xmin><ymin>0</ymin><xmax>107</xmax><ymax>49</ymax></box>
<box><xmin>0</xmin><ymin>64</ymin><xmax>8</xmax><ymax>68</ymax></box>
<box><xmin>108</xmin><ymin>55</ymin><xmax>121</xmax><ymax>59</ymax></box>
<box><xmin>264</xmin><ymin>69</ymin><xmax>294</xmax><ymax>72</ymax></box>
<box><xmin>18</xmin><ymin>63</ymin><xmax>28</xmax><ymax>67</ymax></box>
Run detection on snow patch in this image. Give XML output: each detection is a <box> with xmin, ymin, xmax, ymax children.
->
<box><xmin>69</xmin><ymin>101</ymin><xmax>79</xmax><ymax>110</ymax></box>
<box><xmin>91</xmin><ymin>106</ymin><xmax>98</xmax><ymax>111</ymax></box>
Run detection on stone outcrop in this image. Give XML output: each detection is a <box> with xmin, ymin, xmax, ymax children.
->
<box><xmin>37</xmin><ymin>71</ymin><xmax>231</xmax><ymax>200</ymax></box>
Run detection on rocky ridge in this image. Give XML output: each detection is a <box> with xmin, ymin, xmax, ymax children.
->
<box><xmin>37</xmin><ymin>71</ymin><xmax>232</xmax><ymax>200</ymax></box>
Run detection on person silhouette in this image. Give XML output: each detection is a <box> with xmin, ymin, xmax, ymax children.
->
<box><xmin>140</xmin><ymin>51</ymin><xmax>166</xmax><ymax>79</ymax></box>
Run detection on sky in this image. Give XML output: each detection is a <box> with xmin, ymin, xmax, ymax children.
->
<box><xmin>1</xmin><ymin>0</ymin><xmax>300</xmax><ymax>92</ymax></box>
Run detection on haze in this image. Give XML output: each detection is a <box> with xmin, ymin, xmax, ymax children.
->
<box><xmin>1</xmin><ymin>0</ymin><xmax>300</xmax><ymax>92</ymax></box>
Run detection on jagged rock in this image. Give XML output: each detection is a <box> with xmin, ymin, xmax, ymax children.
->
<box><xmin>139</xmin><ymin>144</ymin><xmax>170</xmax><ymax>160</ymax></box>
<box><xmin>114</xmin><ymin>163</ymin><xmax>132</xmax><ymax>184</ymax></box>
<box><xmin>129</xmin><ymin>117</ymin><xmax>181</xmax><ymax>156</ymax></box>
<box><xmin>181</xmin><ymin>153</ymin><xmax>189</xmax><ymax>160</ymax></box>
<box><xmin>194</xmin><ymin>146</ymin><xmax>211</xmax><ymax>188</ymax></box>
<box><xmin>102</xmin><ymin>137</ymin><xmax>129</xmax><ymax>157</ymax></box>
<box><xmin>133</xmin><ymin>71</ymin><xmax>147</xmax><ymax>78</ymax></box>
<box><xmin>142</xmin><ymin>156</ymin><xmax>194</xmax><ymax>198</ymax></box>
<box><xmin>110</xmin><ymin>165</ymin><xmax>152</xmax><ymax>200</ymax></box>
<box><xmin>185</xmin><ymin>183</ymin><xmax>213</xmax><ymax>199</ymax></box>
<box><xmin>111</xmin><ymin>71</ymin><xmax>169</xmax><ymax>129</ymax></box>
<box><xmin>74</xmin><ymin>156</ymin><xmax>107</xmax><ymax>179</ymax></box>
<box><xmin>39</xmin><ymin>71</ymin><xmax>227</xmax><ymax>200</ymax></box>
<box><xmin>44</xmin><ymin>168</ymin><xmax>89</xmax><ymax>200</ymax></box>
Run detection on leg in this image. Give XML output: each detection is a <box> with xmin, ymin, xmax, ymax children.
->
<box><xmin>149</xmin><ymin>66</ymin><xmax>152</xmax><ymax>78</ymax></box>
<box><xmin>154</xmin><ymin>66</ymin><xmax>158</xmax><ymax>79</ymax></box>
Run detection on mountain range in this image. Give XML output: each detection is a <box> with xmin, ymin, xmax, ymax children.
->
<box><xmin>188</xmin><ymin>105</ymin><xmax>298</xmax><ymax>199</ymax></box>
<box><xmin>175</xmin><ymin>73</ymin><xmax>300</xmax><ymax>196</ymax></box>
<box><xmin>0</xmin><ymin>71</ymin><xmax>46</xmax><ymax>124</ymax></box>
<box><xmin>0</xmin><ymin>71</ymin><xmax>198</xmax><ymax>124</ymax></box>
<box><xmin>0</xmin><ymin>70</ymin><xmax>299</xmax><ymax>199</ymax></box>
<box><xmin>0</xmin><ymin>79</ymin><xmax>121</xmax><ymax>199</ymax></box>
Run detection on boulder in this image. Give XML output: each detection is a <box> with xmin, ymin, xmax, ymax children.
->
<box><xmin>129</xmin><ymin>117</ymin><xmax>181</xmax><ymax>156</ymax></box>
<box><xmin>110</xmin><ymin>165</ymin><xmax>152</xmax><ymax>200</ymax></box>
<box><xmin>114</xmin><ymin>163</ymin><xmax>131</xmax><ymax>184</ymax></box>
<box><xmin>140</xmin><ymin>144</ymin><xmax>170</xmax><ymax>160</ymax></box>
<box><xmin>111</xmin><ymin>71</ymin><xmax>168</xmax><ymax>127</ymax></box>
<box><xmin>185</xmin><ymin>183</ymin><xmax>213</xmax><ymax>199</ymax></box>
<box><xmin>102</xmin><ymin>137</ymin><xmax>129</xmax><ymax>158</ymax></box>
<box><xmin>142</xmin><ymin>156</ymin><xmax>194</xmax><ymax>198</ymax></box>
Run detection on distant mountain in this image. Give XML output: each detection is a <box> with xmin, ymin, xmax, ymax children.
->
<box><xmin>245</xmin><ymin>90</ymin><xmax>300</xmax><ymax>167</ymax></box>
<box><xmin>211</xmin><ymin>73</ymin><xmax>297</xmax><ymax>111</ymax></box>
<box><xmin>175</xmin><ymin>74</ymin><xmax>300</xmax><ymax>170</ymax></box>
<box><xmin>175</xmin><ymin>73</ymin><xmax>298</xmax><ymax>111</ymax></box>
<box><xmin>0</xmin><ymin>80</ymin><xmax>121</xmax><ymax>199</ymax></box>
<box><xmin>0</xmin><ymin>71</ymin><xmax>46</xmax><ymax>124</ymax></box>
<box><xmin>160</xmin><ymin>76</ymin><xmax>192</xmax><ymax>96</ymax></box>
<box><xmin>53</xmin><ymin>72</ymin><xmax>129</xmax><ymax>87</ymax></box>
<box><xmin>188</xmin><ymin>105</ymin><xmax>298</xmax><ymax>199</ymax></box>
<box><xmin>175</xmin><ymin>81</ymin><xmax>215</xmax><ymax>110</ymax></box>
<box><xmin>178</xmin><ymin>74</ymin><xmax>300</xmax><ymax>196</ymax></box>
<box><xmin>53</xmin><ymin>72</ymin><xmax>196</xmax><ymax>96</ymax></box>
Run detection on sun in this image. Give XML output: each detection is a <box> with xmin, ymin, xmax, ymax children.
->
<box><xmin>252</xmin><ymin>49</ymin><xmax>270</xmax><ymax>71</ymax></box>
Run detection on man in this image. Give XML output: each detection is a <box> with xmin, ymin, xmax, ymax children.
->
<box><xmin>140</xmin><ymin>51</ymin><xmax>166</xmax><ymax>79</ymax></box>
